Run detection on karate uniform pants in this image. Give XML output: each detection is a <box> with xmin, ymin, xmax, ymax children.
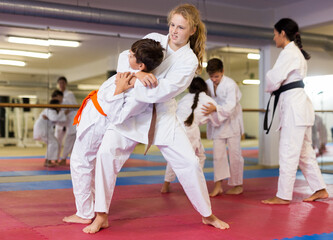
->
<box><xmin>94</xmin><ymin>122</ymin><xmax>212</xmax><ymax>217</ymax></box>
<box><xmin>164</xmin><ymin>141</ymin><xmax>206</xmax><ymax>182</ymax></box>
<box><xmin>39</xmin><ymin>131</ymin><xmax>59</xmax><ymax>161</ymax></box>
<box><xmin>70</xmin><ymin>103</ymin><xmax>108</xmax><ymax>219</ymax></box>
<box><xmin>213</xmin><ymin>135</ymin><xmax>244</xmax><ymax>185</ymax></box>
<box><xmin>277</xmin><ymin>124</ymin><xmax>326</xmax><ymax>200</ymax></box>
<box><xmin>55</xmin><ymin>124</ymin><xmax>76</xmax><ymax>160</ymax></box>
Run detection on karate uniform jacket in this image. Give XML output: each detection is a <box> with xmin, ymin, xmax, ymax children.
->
<box><xmin>75</xmin><ymin>74</ymin><xmax>149</xmax><ymax>139</ymax></box>
<box><xmin>265</xmin><ymin>41</ymin><xmax>314</xmax><ymax>130</ymax></box>
<box><xmin>108</xmin><ymin>33</ymin><xmax>198</xmax><ymax>145</ymax></box>
<box><xmin>56</xmin><ymin>89</ymin><xmax>78</xmax><ymax>134</ymax></box>
<box><xmin>33</xmin><ymin>108</ymin><xmax>66</xmax><ymax>140</ymax></box>
<box><xmin>206</xmin><ymin>76</ymin><xmax>244</xmax><ymax>139</ymax></box>
<box><xmin>176</xmin><ymin>92</ymin><xmax>220</xmax><ymax>152</ymax></box>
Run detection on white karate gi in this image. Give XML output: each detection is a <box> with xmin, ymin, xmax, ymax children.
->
<box><xmin>206</xmin><ymin>76</ymin><xmax>244</xmax><ymax>185</ymax></box>
<box><xmin>266</xmin><ymin>41</ymin><xmax>326</xmax><ymax>200</ymax></box>
<box><xmin>164</xmin><ymin>92</ymin><xmax>220</xmax><ymax>182</ymax></box>
<box><xmin>33</xmin><ymin>108</ymin><xmax>66</xmax><ymax>161</ymax></box>
<box><xmin>55</xmin><ymin>89</ymin><xmax>78</xmax><ymax>160</ymax></box>
<box><xmin>71</xmin><ymin>75</ymin><xmax>148</xmax><ymax>219</ymax></box>
<box><xmin>94</xmin><ymin>32</ymin><xmax>213</xmax><ymax>217</ymax></box>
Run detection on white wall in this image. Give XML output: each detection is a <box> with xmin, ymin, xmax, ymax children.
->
<box><xmin>239</xmin><ymin>84</ymin><xmax>259</xmax><ymax>139</ymax></box>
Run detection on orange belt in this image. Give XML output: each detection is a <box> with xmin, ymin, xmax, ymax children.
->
<box><xmin>73</xmin><ymin>90</ymin><xmax>107</xmax><ymax>125</ymax></box>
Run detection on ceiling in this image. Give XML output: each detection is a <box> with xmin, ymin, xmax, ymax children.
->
<box><xmin>0</xmin><ymin>0</ymin><xmax>332</xmax><ymax>96</ymax></box>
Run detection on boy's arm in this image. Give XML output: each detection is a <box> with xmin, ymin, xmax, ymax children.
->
<box><xmin>199</xmin><ymin>97</ymin><xmax>222</xmax><ymax>127</ymax></box>
<box><xmin>117</xmin><ymin>42</ymin><xmax>198</xmax><ymax>104</ymax></box>
<box><xmin>202</xmin><ymin>83</ymin><xmax>237</xmax><ymax>123</ymax></box>
<box><xmin>47</xmin><ymin>109</ymin><xmax>67</xmax><ymax>123</ymax></box>
<box><xmin>114</xmin><ymin>72</ymin><xmax>135</xmax><ymax>95</ymax></box>
<box><xmin>104</xmin><ymin>60</ymin><xmax>148</xmax><ymax>125</ymax></box>
<box><xmin>133</xmin><ymin>55</ymin><xmax>198</xmax><ymax>104</ymax></box>
<box><xmin>110</xmin><ymin>95</ymin><xmax>150</xmax><ymax>126</ymax></box>
<box><xmin>107</xmin><ymin>74</ymin><xmax>149</xmax><ymax>125</ymax></box>
<box><xmin>135</xmin><ymin>71</ymin><xmax>158</xmax><ymax>88</ymax></box>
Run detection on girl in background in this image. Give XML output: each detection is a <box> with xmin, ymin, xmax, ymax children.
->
<box><xmin>161</xmin><ymin>77</ymin><xmax>220</xmax><ymax>193</ymax></box>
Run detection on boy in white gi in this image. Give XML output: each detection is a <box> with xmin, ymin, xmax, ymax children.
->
<box><xmin>63</xmin><ymin>38</ymin><xmax>164</xmax><ymax>224</ymax></box>
<box><xmin>161</xmin><ymin>77</ymin><xmax>220</xmax><ymax>193</ymax></box>
<box><xmin>33</xmin><ymin>99</ymin><xmax>67</xmax><ymax>167</ymax></box>
<box><xmin>203</xmin><ymin>58</ymin><xmax>245</xmax><ymax>197</ymax></box>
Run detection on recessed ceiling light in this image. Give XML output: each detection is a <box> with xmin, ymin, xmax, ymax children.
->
<box><xmin>0</xmin><ymin>59</ymin><xmax>26</xmax><ymax>67</ymax></box>
<box><xmin>247</xmin><ymin>53</ymin><xmax>260</xmax><ymax>60</ymax></box>
<box><xmin>242</xmin><ymin>79</ymin><xmax>260</xmax><ymax>85</ymax></box>
<box><xmin>0</xmin><ymin>49</ymin><xmax>51</xmax><ymax>59</ymax></box>
<box><xmin>7</xmin><ymin>36</ymin><xmax>80</xmax><ymax>47</ymax></box>
<box><xmin>220</xmin><ymin>47</ymin><xmax>260</xmax><ymax>54</ymax></box>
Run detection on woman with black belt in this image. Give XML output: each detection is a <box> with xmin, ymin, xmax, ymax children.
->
<box><xmin>262</xmin><ymin>18</ymin><xmax>328</xmax><ymax>204</ymax></box>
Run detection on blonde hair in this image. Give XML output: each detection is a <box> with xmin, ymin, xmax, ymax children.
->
<box><xmin>168</xmin><ymin>4</ymin><xmax>206</xmax><ymax>74</ymax></box>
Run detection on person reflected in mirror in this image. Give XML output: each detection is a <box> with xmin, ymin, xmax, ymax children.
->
<box><xmin>55</xmin><ymin>76</ymin><xmax>78</xmax><ymax>166</ymax></box>
<box><xmin>33</xmin><ymin>99</ymin><xmax>68</xmax><ymax>167</ymax></box>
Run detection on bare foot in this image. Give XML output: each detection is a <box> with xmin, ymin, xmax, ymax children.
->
<box><xmin>202</xmin><ymin>214</ymin><xmax>229</xmax><ymax>229</ymax></box>
<box><xmin>44</xmin><ymin>160</ymin><xmax>56</xmax><ymax>167</ymax></box>
<box><xmin>261</xmin><ymin>196</ymin><xmax>290</xmax><ymax>205</ymax></box>
<box><xmin>161</xmin><ymin>181</ymin><xmax>170</xmax><ymax>193</ymax></box>
<box><xmin>209</xmin><ymin>181</ymin><xmax>223</xmax><ymax>197</ymax></box>
<box><xmin>303</xmin><ymin>189</ymin><xmax>329</xmax><ymax>202</ymax></box>
<box><xmin>58</xmin><ymin>159</ymin><xmax>67</xmax><ymax>166</ymax></box>
<box><xmin>63</xmin><ymin>214</ymin><xmax>92</xmax><ymax>224</ymax></box>
<box><xmin>83</xmin><ymin>213</ymin><xmax>109</xmax><ymax>234</ymax></box>
<box><xmin>226</xmin><ymin>185</ymin><xmax>243</xmax><ymax>195</ymax></box>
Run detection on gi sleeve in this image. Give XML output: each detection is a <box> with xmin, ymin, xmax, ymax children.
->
<box><xmin>265</xmin><ymin>49</ymin><xmax>300</xmax><ymax>93</ymax></box>
<box><xmin>133</xmin><ymin>55</ymin><xmax>198</xmax><ymax>103</ymax></box>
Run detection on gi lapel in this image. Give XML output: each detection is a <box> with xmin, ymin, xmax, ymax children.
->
<box><xmin>152</xmin><ymin>39</ymin><xmax>191</xmax><ymax>78</ymax></box>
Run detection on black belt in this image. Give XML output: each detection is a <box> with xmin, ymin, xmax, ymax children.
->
<box><xmin>263</xmin><ymin>80</ymin><xmax>304</xmax><ymax>134</ymax></box>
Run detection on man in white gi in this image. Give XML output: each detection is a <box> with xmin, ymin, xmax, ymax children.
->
<box><xmin>203</xmin><ymin>58</ymin><xmax>244</xmax><ymax>197</ymax></box>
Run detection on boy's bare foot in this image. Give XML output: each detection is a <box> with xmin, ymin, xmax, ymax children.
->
<box><xmin>303</xmin><ymin>189</ymin><xmax>329</xmax><ymax>202</ymax></box>
<box><xmin>209</xmin><ymin>181</ymin><xmax>223</xmax><ymax>197</ymax></box>
<box><xmin>44</xmin><ymin>160</ymin><xmax>56</xmax><ymax>167</ymax></box>
<box><xmin>161</xmin><ymin>181</ymin><xmax>170</xmax><ymax>193</ymax></box>
<box><xmin>83</xmin><ymin>213</ymin><xmax>109</xmax><ymax>234</ymax></box>
<box><xmin>262</xmin><ymin>196</ymin><xmax>290</xmax><ymax>205</ymax></box>
<box><xmin>58</xmin><ymin>159</ymin><xmax>67</xmax><ymax>166</ymax></box>
<box><xmin>202</xmin><ymin>214</ymin><xmax>229</xmax><ymax>229</ymax></box>
<box><xmin>209</xmin><ymin>188</ymin><xmax>223</xmax><ymax>197</ymax></box>
<box><xmin>63</xmin><ymin>214</ymin><xmax>92</xmax><ymax>224</ymax></box>
<box><xmin>226</xmin><ymin>185</ymin><xmax>243</xmax><ymax>195</ymax></box>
